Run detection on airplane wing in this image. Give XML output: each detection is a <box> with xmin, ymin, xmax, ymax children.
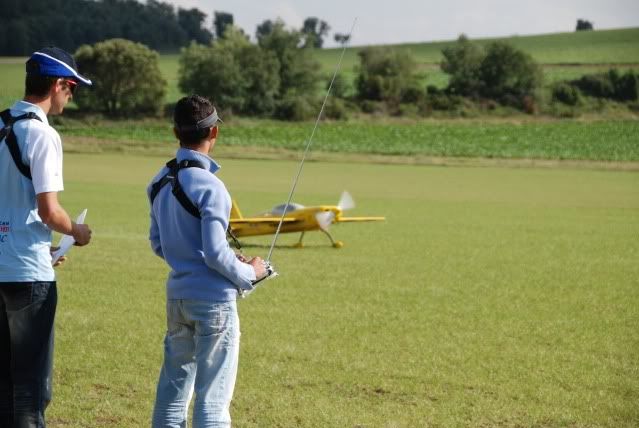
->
<box><xmin>230</xmin><ymin>217</ymin><xmax>298</xmax><ymax>224</ymax></box>
<box><xmin>336</xmin><ymin>216</ymin><xmax>385</xmax><ymax>223</ymax></box>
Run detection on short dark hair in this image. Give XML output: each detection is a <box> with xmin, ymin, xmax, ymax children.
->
<box><xmin>25</xmin><ymin>58</ymin><xmax>58</xmax><ymax>97</ymax></box>
<box><xmin>174</xmin><ymin>95</ymin><xmax>215</xmax><ymax>146</ymax></box>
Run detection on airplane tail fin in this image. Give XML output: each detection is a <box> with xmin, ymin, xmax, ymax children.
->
<box><xmin>230</xmin><ymin>199</ymin><xmax>243</xmax><ymax>219</ymax></box>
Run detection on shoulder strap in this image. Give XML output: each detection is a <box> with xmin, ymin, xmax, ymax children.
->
<box><xmin>0</xmin><ymin>109</ymin><xmax>43</xmax><ymax>180</ymax></box>
<box><xmin>150</xmin><ymin>158</ymin><xmax>207</xmax><ymax>219</ymax></box>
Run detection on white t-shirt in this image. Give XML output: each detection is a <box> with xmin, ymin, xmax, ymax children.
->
<box><xmin>12</xmin><ymin>101</ymin><xmax>65</xmax><ymax>194</ymax></box>
<box><xmin>0</xmin><ymin>100</ymin><xmax>63</xmax><ymax>281</ymax></box>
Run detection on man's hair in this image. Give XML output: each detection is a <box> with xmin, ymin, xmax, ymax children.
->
<box><xmin>174</xmin><ymin>95</ymin><xmax>215</xmax><ymax>146</ymax></box>
<box><xmin>25</xmin><ymin>58</ymin><xmax>58</xmax><ymax>97</ymax></box>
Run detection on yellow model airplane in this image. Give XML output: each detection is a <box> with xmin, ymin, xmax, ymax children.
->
<box><xmin>229</xmin><ymin>191</ymin><xmax>385</xmax><ymax>248</ymax></box>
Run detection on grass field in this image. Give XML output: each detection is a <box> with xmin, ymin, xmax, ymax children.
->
<box><xmin>315</xmin><ymin>27</ymin><xmax>639</xmax><ymax>72</ymax></box>
<box><xmin>44</xmin><ymin>152</ymin><xmax>639</xmax><ymax>427</ymax></box>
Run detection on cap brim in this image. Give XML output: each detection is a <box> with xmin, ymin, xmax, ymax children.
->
<box><xmin>30</xmin><ymin>52</ymin><xmax>93</xmax><ymax>86</ymax></box>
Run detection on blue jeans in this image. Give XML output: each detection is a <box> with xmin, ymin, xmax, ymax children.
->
<box><xmin>152</xmin><ymin>299</ymin><xmax>240</xmax><ymax>428</ymax></box>
<box><xmin>0</xmin><ymin>281</ymin><xmax>56</xmax><ymax>428</ymax></box>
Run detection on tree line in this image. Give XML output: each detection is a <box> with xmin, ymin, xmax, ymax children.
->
<box><xmin>71</xmin><ymin>29</ymin><xmax>638</xmax><ymax>121</ymax></box>
<box><xmin>0</xmin><ymin>0</ymin><xmax>332</xmax><ymax>55</ymax></box>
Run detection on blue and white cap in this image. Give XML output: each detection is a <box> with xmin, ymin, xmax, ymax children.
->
<box><xmin>26</xmin><ymin>47</ymin><xmax>92</xmax><ymax>86</ymax></box>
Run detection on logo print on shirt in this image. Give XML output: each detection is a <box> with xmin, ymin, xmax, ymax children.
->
<box><xmin>0</xmin><ymin>221</ymin><xmax>10</xmax><ymax>243</ymax></box>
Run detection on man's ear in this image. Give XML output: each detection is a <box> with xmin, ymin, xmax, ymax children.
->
<box><xmin>209</xmin><ymin>126</ymin><xmax>219</xmax><ymax>140</ymax></box>
<box><xmin>52</xmin><ymin>78</ymin><xmax>64</xmax><ymax>95</ymax></box>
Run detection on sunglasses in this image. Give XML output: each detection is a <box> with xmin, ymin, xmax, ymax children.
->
<box><xmin>63</xmin><ymin>79</ymin><xmax>78</xmax><ymax>94</ymax></box>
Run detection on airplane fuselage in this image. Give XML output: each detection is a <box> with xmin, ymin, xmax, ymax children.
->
<box><xmin>230</xmin><ymin>206</ymin><xmax>340</xmax><ymax>237</ymax></box>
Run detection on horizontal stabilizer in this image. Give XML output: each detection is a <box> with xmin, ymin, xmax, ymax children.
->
<box><xmin>230</xmin><ymin>217</ymin><xmax>298</xmax><ymax>224</ymax></box>
<box><xmin>336</xmin><ymin>216</ymin><xmax>385</xmax><ymax>223</ymax></box>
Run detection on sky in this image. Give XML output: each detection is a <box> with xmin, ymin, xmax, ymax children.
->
<box><xmin>165</xmin><ymin>0</ymin><xmax>639</xmax><ymax>47</ymax></box>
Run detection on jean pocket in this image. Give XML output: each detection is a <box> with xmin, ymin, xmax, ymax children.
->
<box><xmin>195</xmin><ymin>302</ymin><xmax>237</xmax><ymax>338</ymax></box>
<box><xmin>8</xmin><ymin>282</ymin><xmax>56</xmax><ymax>313</ymax></box>
<box><xmin>31</xmin><ymin>282</ymin><xmax>54</xmax><ymax>303</ymax></box>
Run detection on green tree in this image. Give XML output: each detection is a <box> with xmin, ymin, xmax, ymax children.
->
<box><xmin>257</xmin><ymin>20</ymin><xmax>320</xmax><ymax>98</ymax></box>
<box><xmin>355</xmin><ymin>47</ymin><xmax>419</xmax><ymax>108</ymax></box>
<box><xmin>255</xmin><ymin>19</ymin><xmax>275</xmax><ymax>43</ymax></box>
<box><xmin>301</xmin><ymin>17</ymin><xmax>330</xmax><ymax>48</ymax></box>
<box><xmin>213</xmin><ymin>11</ymin><xmax>234</xmax><ymax>39</ymax></box>
<box><xmin>439</xmin><ymin>37</ymin><xmax>542</xmax><ymax>110</ymax></box>
<box><xmin>576</xmin><ymin>19</ymin><xmax>594</xmax><ymax>31</ymax></box>
<box><xmin>440</xmin><ymin>34</ymin><xmax>484</xmax><ymax>96</ymax></box>
<box><xmin>74</xmin><ymin>39</ymin><xmax>166</xmax><ymax>116</ymax></box>
<box><xmin>477</xmin><ymin>41</ymin><xmax>542</xmax><ymax>106</ymax></box>
<box><xmin>334</xmin><ymin>33</ymin><xmax>351</xmax><ymax>47</ymax></box>
<box><xmin>178</xmin><ymin>27</ymin><xmax>280</xmax><ymax>116</ymax></box>
<box><xmin>178</xmin><ymin>8</ymin><xmax>213</xmax><ymax>44</ymax></box>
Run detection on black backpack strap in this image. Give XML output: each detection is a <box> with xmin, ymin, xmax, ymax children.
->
<box><xmin>150</xmin><ymin>158</ymin><xmax>207</xmax><ymax>219</ymax></box>
<box><xmin>149</xmin><ymin>159</ymin><xmax>178</xmax><ymax>203</ymax></box>
<box><xmin>0</xmin><ymin>109</ymin><xmax>42</xmax><ymax>180</ymax></box>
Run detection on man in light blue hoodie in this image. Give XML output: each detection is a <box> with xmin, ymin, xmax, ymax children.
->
<box><xmin>148</xmin><ymin>94</ymin><xmax>266</xmax><ymax>427</ymax></box>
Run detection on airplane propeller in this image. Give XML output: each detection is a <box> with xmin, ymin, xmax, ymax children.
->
<box><xmin>315</xmin><ymin>191</ymin><xmax>355</xmax><ymax>231</ymax></box>
<box><xmin>338</xmin><ymin>190</ymin><xmax>355</xmax><ymax>211</ymax></box>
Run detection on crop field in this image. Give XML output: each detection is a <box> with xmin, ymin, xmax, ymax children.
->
<box><xmin>53</xmin><ymin>118</ymin><xmax>639</xmax><ymax>163</ymax></box>
<box><xmin>43</xmin><ymin>152</ymin><xmax>639</xmax><ymax>427</ymax></box>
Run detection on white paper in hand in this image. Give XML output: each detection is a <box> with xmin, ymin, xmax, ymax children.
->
<box><xmin>51</xmin><ymin>209</ymin><xmax>87</xmax><ymax>265</ymax></box>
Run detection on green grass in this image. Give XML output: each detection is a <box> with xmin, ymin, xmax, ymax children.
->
<box><xmin>0</xmin><ymin>59</ymin><xmax>24</xmax><ymax>107</ymax></box>
<box><xmin>45</xmin><ymin>152</ymin><xmax>639</xmax><ymax>426</ymax></box>
<box><xmin>55</xmin><ymin>118</ymin><xmax>639</xmax><ymax>162</ymax></box>
<box><xmin>316</xmin><ymin>27</ymin><xmax>639</xmax><ymax>71</ymax></box>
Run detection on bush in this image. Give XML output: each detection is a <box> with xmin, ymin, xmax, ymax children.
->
<box><xmin>401</xmin><ymin>83</ymin><xmax>425</xmax><ymax>104</ymax></box>
<box><xmin>327</xmin><ymin>73</ymin><xmax>353</xmax><ymax>99</ymax></box>
<box><xmin>360</xmin><ymin>100</ymin><xmax>386</xmax><ymax>114</ymax></box>
<box><xmin>355</xmin><ymin>47</ymin><xmax>420</xmax><ymax>109</ymax></box>
<box><xmin>424</xmin><ymin>92</ymin><xmax>463</xmax><ymax>111</ymax></box>
<box><xmin>274</xmin><ymin>93</ymin><xmax>317</xmax><ymax>121</ymax></box>
<box><xmin>439</xmin><ymin>37</ymin><xmax>542</xmax><ymax>112</ymax></box>
<box><xmin>440</xmin><ymin>34</ymin><xmax>484</xmax><ymax>97</ymax></box>
<box><xmin>323</xmin><ymin>97</ymin><xmax>349</xmax><ymax>120</ymax></box>
<box><xmin>552</xmin><ymin>82</ymin><xmax>581</xmax><ymax>106</ymax></box>
<box><xmin>611</xmin><ymin>70</ymin><xmax>638</xmax><ymax>101</ymax></box>
<box><xmin>478</xmin><ymin>42</ymin><xmax>543</xmax><ymax>108</ymax></box>
<box><xmin>571</xmin><ymin>69</ymin><xmax>638</xmax><ymax>101</ymax></box>
<box><xmin>74</xmin><ymin>39</ymin><xmax>166</xmax><ymax>116</ymax></box>
<box><xmin>572</xmin><ymin>73</ymin><xmax>615</xmax><ymax>98</ymax></box>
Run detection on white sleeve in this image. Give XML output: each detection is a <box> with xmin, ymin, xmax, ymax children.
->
<box><xmin>27</xmin><ymin>126</ymin><xmax>64</xmax><ymax>194</ymax></box>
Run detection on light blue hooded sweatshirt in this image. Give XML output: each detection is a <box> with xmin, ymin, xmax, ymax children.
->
<box><xmin>147</xmin><ymin>148</ymin><xmax>255</xmax><ymax>301</ymax></box>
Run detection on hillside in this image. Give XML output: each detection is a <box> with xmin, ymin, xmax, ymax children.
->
<box><xmin>314</xmin><ymin>27</ymin><xmax>639</xmax><ymax>72</ymax></box>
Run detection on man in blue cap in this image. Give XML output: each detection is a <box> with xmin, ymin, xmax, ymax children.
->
<box><xmin>0</xmin><ymin>46</ymin><xmax>93</xmax><ymax>427</ymax></box>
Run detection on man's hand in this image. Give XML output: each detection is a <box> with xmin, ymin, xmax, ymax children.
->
<box><xmin>236</xmin><ymin>253</ymin><xmax>248</xmax><ymax>263</ymax></box>
<box><xmin>72</xmin><ymin>223</ymin><xmax>92</xmax><ymax>246</ymax></box>
<box><xmin>249</xmin><ymin>257</ymin><xmax>267</xmax><ymax>280</ymax></box>
<box><xmin>50</xmin><ymin>246</ymin><xmax>67</xmax><ymax>267</ymax></box>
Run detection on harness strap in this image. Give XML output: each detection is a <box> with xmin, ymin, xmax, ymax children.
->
<box><xmin>0</xmin><ymin>109</ymin><xmax>42</xmax><ymax>180</ymax></box>
<box><xmin>150</xmin><ymin>158</ymin><xmax>207</xmax><ymax>219</ymax></box>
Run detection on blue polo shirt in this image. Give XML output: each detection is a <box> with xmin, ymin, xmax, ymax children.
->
<box><xmin>0</xmin><ymin>101</ymin><xmax>64</xmax><ymax>282</ymax></box>
<box><xmin>147</xmin><ymin>148</ymin><xmax>255</xmax><ymax>301</ymax></box>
